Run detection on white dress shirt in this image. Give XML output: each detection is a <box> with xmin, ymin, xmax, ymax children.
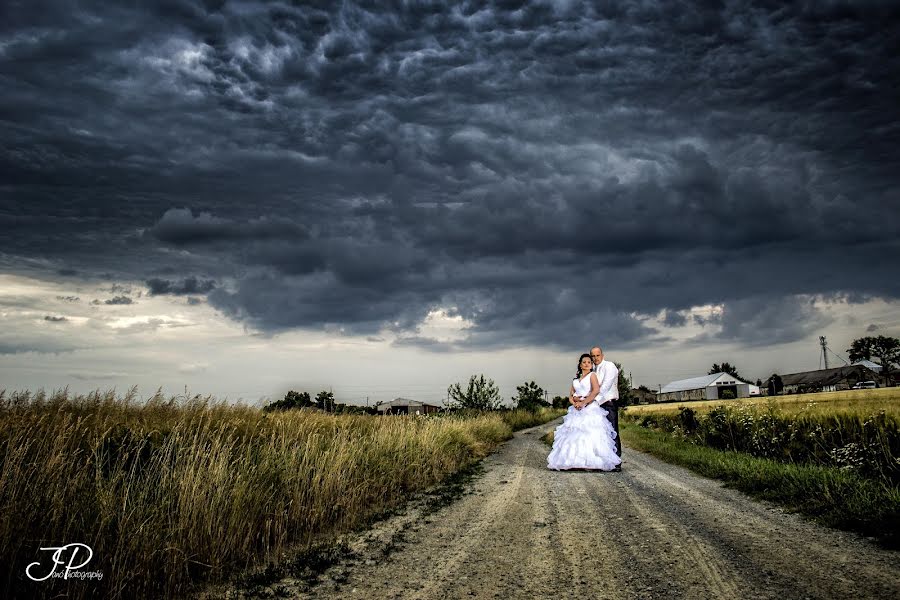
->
<box><xmin>594</xmin><ymin>360</ymin><xmax>619</xmax><ymax>404</ymax></box>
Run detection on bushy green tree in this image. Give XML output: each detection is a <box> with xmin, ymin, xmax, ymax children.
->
<box><xmin>316</xmin><ymin>390</ymin><xmax>336</xmax><ymax>412</ymax></box>
<box><xmin>262</xmin><ymin>390</ymin><xmax>312</xmax><ymax>413</ymax></box>
<box><xmin>551</xmin><ymin>395</ymin><xmax>569</xmax><ymax>409</ymax></box>
<box><xmin>616</xmin><ymin>363</ymin><xmax>634</xmax><ymax>406</ymax></box>
<box><xmin>709</xmin><ymin>362</ymin><xmax>744</xmax><ymax>381</ymax></box>
<box><xmin>447</xmin><ymin>375</ymin><xmax>502</xmax><ymax>410</ymax></box>
<box><xmin>766</xmin><ymin>374</ymin><xmax>784</xmax><ymax>396</ymax></box>
<box><xmin>512</xmin><ymin>381</ymin><xmax>548</xmax><ymax>411</ymax></box>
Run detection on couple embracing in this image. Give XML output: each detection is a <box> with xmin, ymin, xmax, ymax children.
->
<box><xmin>547</xmin><ymin>346</ymin><xmax>622</xmax><ymax>472</ymax></box>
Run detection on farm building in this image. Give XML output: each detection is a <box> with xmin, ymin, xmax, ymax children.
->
<box><xmin>657</xmin><ymin>372</ymin><xmax>753</xmax><ymax>403</ymax></box>
<box><xmin>631</xmin><ymin>387</ymin><xmax>657</xmax><ymax>404</ymax></box>
<box><xmin>780</xmin><ymin>364</ymin><xmax>883</xmax><ymax>393</ymax></box>
<box><xmin>376</xmin><ymin>398</ymin><xmax>442</xmax><ymax>415</ymax></box>
<box><xmin>851</xmin><ymin>359</ymin><xmax>883</xmax><ymax>373</ymax></box>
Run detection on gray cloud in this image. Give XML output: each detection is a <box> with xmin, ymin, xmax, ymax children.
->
<box><xmin>662</xmin><ymin>310</ymin><xmax>688</xmax><ymax>328</ymax></box>
<box><xmin>146</xmin><ymin>276</ymin><xmax>217</xmax><ymax>295</ymax></box>
<box><xmin>0</xmin><ymin>336</ymin><xmax>81</xmax><ymax>355</ymax></box>
<box><xmin>2</xmin><ymin>1</ymin><xmax>899</xmax><ymax>352</ymax></box>
<box><xmin>689</xmin><ymin>295</ymin><xmax>833</xmax><ymax>348</ymax></box>
<box><xmin>43</xmin><ymin>315</ymin><xmax>68</xmax><ymax>322</ymax></box>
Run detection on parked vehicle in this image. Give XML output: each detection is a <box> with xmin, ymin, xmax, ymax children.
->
<box><xmin>852</xmin><ymin>381</ymin><xmax>878</xmax><ymax>389</ymax></box>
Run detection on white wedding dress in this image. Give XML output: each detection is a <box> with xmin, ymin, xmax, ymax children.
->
<box><xmin>547</xmin><ymin>373</ymin><xmax>622</xmax><ymax>471</ymax></box>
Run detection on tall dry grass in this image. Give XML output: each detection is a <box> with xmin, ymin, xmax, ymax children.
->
<box><xmin>0</xmin><ymin>387</ymin><xmax>557</xmax><ymax>599</ymax></box>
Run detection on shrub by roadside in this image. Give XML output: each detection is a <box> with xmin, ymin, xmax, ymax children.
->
<box><xmin>623</xmin><ymin>404</ymin><xmax>900</xmax><ymax>486</ymax></box>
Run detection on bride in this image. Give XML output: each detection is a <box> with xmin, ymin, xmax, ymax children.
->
<box><xmin>547</xmin><ymin>353</ymin><xmax>622</xmax><ymax>471</ymax></box>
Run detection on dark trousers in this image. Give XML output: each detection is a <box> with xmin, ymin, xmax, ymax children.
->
<box><xmin>601</xmin><ymin>401</ymin><xmax>621</xmax><ymax>457</ymax></box>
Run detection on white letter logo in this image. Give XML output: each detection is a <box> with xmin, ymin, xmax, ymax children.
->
<box><xmin>26</xmin><ymin>543</ymin><xmax>93</xmax><ymax>581</ymax></box>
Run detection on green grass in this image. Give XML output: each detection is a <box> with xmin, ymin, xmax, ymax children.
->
<box><xmin>0</xmin><ymin>388</ymin><xmax>562</xmax><ymax>600</ymax></box>
<box><xmin>623</xmin><ymin>402</ymin><xmax>900</xmax><ymax>485</ymax></box>
<box><xmin>621</xmin><ymin>423</ymin><xmax>900</xmax><ymax>548</ymax></box>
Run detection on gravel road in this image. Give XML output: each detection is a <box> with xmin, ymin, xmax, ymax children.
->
<box><xmin>256</xmin><ymin>418</ymin><xmax>900</xmax><ymax>599</ymax></box>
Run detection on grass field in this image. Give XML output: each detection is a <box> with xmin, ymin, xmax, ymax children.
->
<box><xmin>620</xmin><ymin>424</ymin><xmax>900</xmax><ymax>548</ymax></box>
<box><xmin>624</xmin><ymin>387</ymin><xmax>900</xmax><ymax>417</ymax></box>
<box><xmin>615</xmin><ymin>387</ymin><xmax>900</xmax><ymax>547</ymax></box>
<box><xmin>0</xmin><ymin>387</ymin><xmax>563</xmax><ymax>600</ymax></box>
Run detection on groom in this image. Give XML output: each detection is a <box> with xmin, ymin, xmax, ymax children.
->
<box><xmin>590</xmin><ymin>346</ymin><xmax>621</xmax><ymax>469</ymax></box>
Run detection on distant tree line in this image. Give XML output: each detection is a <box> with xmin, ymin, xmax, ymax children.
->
<box><xmin>262</xmin><ymin>390</ymin><xmax>374</xmax><ymax>414</ymax></box>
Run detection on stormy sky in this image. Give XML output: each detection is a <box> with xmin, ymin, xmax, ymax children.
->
<box><xmin>2</xmin><ymin>1</ymin><xmax>899</xmax><ymax>404</ymax></box>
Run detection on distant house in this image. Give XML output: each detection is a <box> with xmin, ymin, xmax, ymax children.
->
<box><xmin>780</xmin><ymin>364</ymin><xmax>883</xmax><ymax>393</ymax></box>
<box><xmin>376</xmin><ymin>398</ymin><xmax>442</xmax><ymax>415</ymax></box>
<box><xmin>657</xmin><ymin>372</ymin><xmax>753</xmax><ymax>403</ymax></box>
<box><xmin>630</xmin><ymin>387</ymin><xmax>657</xmax><ymax>404</ymax></box>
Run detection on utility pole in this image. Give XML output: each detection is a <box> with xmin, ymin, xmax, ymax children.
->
<box><xmin>820</xmin><ymin>336</ymin><xmax>829</xmax><ymax>370</ymax></box>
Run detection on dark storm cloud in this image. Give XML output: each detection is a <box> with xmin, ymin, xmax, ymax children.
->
<box><xmin>2</xmin><ymin>1</ymin><xmax>899</xmax><ymax>350</ymax></box>
<box><xmin>149</xmin><ymin>209</ymin><xmax>308</xmax><ymax>246</ymax></box>
<box><xmin>146</xmin><ymin>275</ymin><xmax>217</xmax><ymax>295</ymax></box>
<box><xmin>101</xmin><ymin>296</ymin><xmax>134</xmax><ymax>305</ymax></box>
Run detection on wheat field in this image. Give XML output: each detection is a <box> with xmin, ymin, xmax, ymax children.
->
<box><xmin>625</xmin><ymin>387</ymin><xmax>900</xmax><ymax>417</ymax></box>
<box><xmin>0</xmin><ymin>387</ymin><xmax>561</xmax><ymax>599</ymax></box>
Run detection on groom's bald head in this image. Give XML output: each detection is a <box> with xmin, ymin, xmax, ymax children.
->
<box><xmin>590</xmin><ymin>346</ymin><xmax>604</xmax><ymax>365</ymax></box>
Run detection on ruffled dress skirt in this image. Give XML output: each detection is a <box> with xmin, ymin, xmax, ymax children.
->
<box><xmin>547</xmin><ymin>402</ymin><xmax>621</xmax><ymax>471</ymax></box>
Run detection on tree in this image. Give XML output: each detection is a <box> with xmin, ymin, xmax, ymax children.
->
<box><xmin>766</xmin><ymin>374</ymin><xmax>783</xmax><ymax>396</ymax></box>
<box><xmin>316</xmin><ymin>390</ymin><xmax>336</xmax><ymax>412</ymax></box>
<box><xmin>447</xmin><ymin>374</ymin><xmax>502</xmax><ymax>410</ymax></box>
<box><xmin>848</xmin><ymin>335</ymin><xmax>900</xmax><ymax>380</ymax></box>
<box><xmin>551</xmin><ymin>395</ymin><xmax>569</xmax><ymax>409</ymax></box>
<box><xmin>512</xmin><ymin>381</ymin><xmax>548</xmax><ymax>411</ymax></box>
<box><xmin>616</xmin><ymin>363</ymin><xmax>634</xmax><ymax>406</ymax></box>
<box><xmin>709</xmin><ymin>362</ymin><xmax>743</xmax><ymax>381</ymax></box>
<box><xmin>262</xmin><ymin>390</ymin><xmax>313</xmax><ymax>413</ymax></box>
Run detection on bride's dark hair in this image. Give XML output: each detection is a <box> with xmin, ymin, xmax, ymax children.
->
<box><xmin>575</xmin><ymin>353</ymin><xmax>592</xmax><ymax>379</ymax></box>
